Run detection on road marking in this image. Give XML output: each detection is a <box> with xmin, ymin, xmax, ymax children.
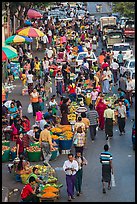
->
<box><xmin>128</xmin><ymin>155</ymin><xmax>132</xmax><ymax>157</ymax></box>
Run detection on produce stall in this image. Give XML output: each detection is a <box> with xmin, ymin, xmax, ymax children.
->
<box><xmin>51</xmin><ymin>125</ymin><xmax>73</xmax><ymax>154</ymax></box>
<box><xmin>26</xmin><ymin>146</ymin><xmax>42</xmax><ymax>162</ymax></box>
<box><xmin>2</xmin><ymin>146</ymin><xmax>10</xmax><ymax>162</ymax></box>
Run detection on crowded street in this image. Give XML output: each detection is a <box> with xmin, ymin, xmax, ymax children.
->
<box><xmin>2</xmin><ymin>2</ymin><xmax>135</xmax><ymax>202</ymax></box>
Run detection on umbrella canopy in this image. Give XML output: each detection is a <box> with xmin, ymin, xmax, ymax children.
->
<box><xmin>17</xmin><ymin>26</ymin><xmax>44</xmax><ymax>37</ymax></box>
<box><xmin>2</xmin><ymin>45</ymin><xmax>18</xmax><ymax>61</ymax></box>
<box><xmin>5</xmin><ymin>35</ymin><xmax>33</xmax><ymax>44</ymax></box>
<box><xmin>27</xmin><ymin>9</ymin><xmax>43</xmax><ymax>19</ymax></box>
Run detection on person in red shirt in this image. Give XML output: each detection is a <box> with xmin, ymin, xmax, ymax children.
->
<box><xmin>16</xmin><ymin>132</ymin><xmax>24</xmax><ymax>158</ymax></box>
<box><xmin>21</xmin><ymin>176</ymin><xmax>39</xmax><ymax>202</ymax></box>
<box><xmin>101</xmin><ymin>59</ymin><xmax>109</xmax><ymax>71</ymax></box>
<box><xmin>22</xmin><ymin>116</ymin><xmax>30</xmax><ymax>133</ymax></box>
<box><xmin>68</xmin><ymin>81</ymin><xmax>76</xmax><ymax>102</ymax></box>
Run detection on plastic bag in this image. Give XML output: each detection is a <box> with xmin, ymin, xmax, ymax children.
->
<box><xmin>111</xmin><ymin>173</ymin><xmax>116</xmax><ymax>187</ymax></box>
<box><xmin>27</xmin><ymin>103</ymin><xmax>33</xmax><ymax>114</ymax></box>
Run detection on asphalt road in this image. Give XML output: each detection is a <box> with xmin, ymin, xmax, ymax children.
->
<box><xmin>2</xmin><ymin>2</ymin><xmax>135</xmax><ymax>202</ymax></box>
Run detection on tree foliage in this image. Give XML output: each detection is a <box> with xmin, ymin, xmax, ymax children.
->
<box><xmin>2</xmin><ymin>2</ymin><xmax>52</xmax><ymax>21</ymax></box>
<box><xmin>113</xmin><ymin>2</ymin><xmax>135</xmax><ymax>19</ymax></box>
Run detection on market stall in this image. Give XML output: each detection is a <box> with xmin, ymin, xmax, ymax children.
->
<box><xmin>51</xmin><ymin>125</ymin><xmax>73</xmax><ymax>154</ymax></box>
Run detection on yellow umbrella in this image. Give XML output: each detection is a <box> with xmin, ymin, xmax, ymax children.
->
<box><xmin>17</xmin><ymin>26</ymin><xmax>44</xmax><ymax>37</ymax></box>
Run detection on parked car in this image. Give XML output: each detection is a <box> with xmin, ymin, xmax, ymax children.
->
<box><xmin>124</xmin><ymin>20</ymin><xmax>135</xmax><ymax>39</ymax></box>
<box><xmin>106</xmin><ymin>30</ymin><xmax>124</xmax><ymax>49</ymax></box>
<box><xmin>118</xmin><ymin>17</ymin><xmax>129</xmax><ymax>29</ymax></box>
<box><xmin>122</xmin><ymin>70</ymin><xmax>135</xmax><ymax>94</ymax></box>
<box><xmin>132</xmin><ymin>121</ymin><xmax>135</xmax><ymax>150</ymax></box>
<box><xmin>76</xmin><ymin>51</ymin><xmax>97</xmax><ymax>66</ymax></box>
<box><xmin>112</xmin><ymin>43</ymin><xmax>133</xmax><ymax>61</ymax></box>
<box><xmin>120</xmin><ymin>57</ymin><xmax>135</xmax><ymax>75</ymax></box>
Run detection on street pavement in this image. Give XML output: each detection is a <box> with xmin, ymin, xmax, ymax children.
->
<box><xmin>2</xmin><ymin>2</ymin><xmax>135</xmax><ymax>202</ymax></box>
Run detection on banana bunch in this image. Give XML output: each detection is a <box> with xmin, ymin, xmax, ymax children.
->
<box><xmin>68</xmin><ymin>113</ymin><xmax>76</xmax><ymax>122</ymax></box>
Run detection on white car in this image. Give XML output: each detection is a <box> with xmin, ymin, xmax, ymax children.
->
<box><xmin>112</xmin><ymin>43</ymin><xmax>133</xmax><ymax>61</ymax></box>
<box><xmin>76</xmin><ymin>51</ymin><xmax>97</xmax><ymax>66</ymax></box>
<box><xmin>122</xmin><ymin>70</ymin><xmax>135</xmax><ymax>94</ymax></box>
<box><xmin>120</xmin><ymin>57</ymin><xmax>135</xmax><ymax>75</ymax></box>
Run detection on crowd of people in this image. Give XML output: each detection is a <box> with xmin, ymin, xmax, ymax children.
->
<box><xmin>2</xmin><ymin>2</ymin><xmax>134</xmax><ymax>202</ymax></box>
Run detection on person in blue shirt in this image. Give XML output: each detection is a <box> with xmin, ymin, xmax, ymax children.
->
<box><xmin>44</xmin><ymin>108</ymin><xmax>56</xmax><ymax>125</ymax></box>
<box><xmin>117</xmin><ymin>88</ymin><xmax>126</xmax><ymax>98</ymax></box>
<box><xmin>78</xmin><ymin>43</ymin><xmax>84</xmax><ymax>53</ymax></box>
<box><xmin>120</xmin><ymin>96</ymin><xmax>130</xmax><ymax>117</ymax></box>
<box><xmin>8</xmin><ymin>102</ymin><xmax>19</xmax><ymax>125</ymax></box>
<box><xmin>100</xmin><ymin>144</ymin><xmax>113</xmax><ymax>194</ymax></box>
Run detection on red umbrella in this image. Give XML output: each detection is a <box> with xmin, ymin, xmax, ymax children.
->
<box><xmin>27</xmin><ymin>9</ymin><xmax>43</xmax><ymax>19</ymax></box>
<box><xmin>2</xmin><ymin>50</ymin><xmax>7</xmax><ymax>61</ymax></box>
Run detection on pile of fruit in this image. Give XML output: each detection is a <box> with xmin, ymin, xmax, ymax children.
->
<box><xmin>26</xmin><ymin>146</ymin><xmax>41</xmax><ymax>152</ymax></box>
<box><xmin>67</xmin><ymin>113</ymin><xmax>76</xmax><ymax>122</ymax></box>
<box><xmin>40</xmin><ymin>192</ymin><xmax>58</xmax><ymax>198</ymax></box>
<box><xmin>51</xmin><ymin>127</ymin><xmax>62</xmax><ymax>134</ymax></box>
<box><xmin>2</xmin><ymin>145</ymin><xmax>10</xmax><ymax>155</ymax></box>
<box><xmin>11</xmin><ymin>146</ymin><xmax>17</xmax><ymax>152</ymax></box>
<box><xmin>69</xmin><ymin>102</ymin><xmax>79</xmax><ymax>113</ymax></box>
<box><xmin>59</xmin><ymin>131</ymin><xmax>73</xmax><ymax>140</ymax></box>
<box><xmin>57</xmin><ymin>125</ymin><xmax>71</xmax><ymax>132</ymax></box>
<box><xmin>51</xmin><ymin>135</ymin><xmax>59</xmax><ymax>140</ymax></box>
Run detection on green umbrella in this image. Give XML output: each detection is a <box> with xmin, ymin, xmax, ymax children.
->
<box><xmin>2</xmin><ymin>45</ymin><xmax>18</xmax><ymax>61</ymax></box>
<box><xmin>5</xmin><ymin>35</ymin><xmax>33</xmax><ymax>45</ymax></box>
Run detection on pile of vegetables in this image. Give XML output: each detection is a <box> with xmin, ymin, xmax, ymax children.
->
<box><xmin>34</xmin><ymin>165</ymin><xmax>55</xmax><ymax>175</ymax></box>
<box><xmin>26</xmin><ymin>146</ymin><xmax>41</xmax><ymax>152</ymax></box>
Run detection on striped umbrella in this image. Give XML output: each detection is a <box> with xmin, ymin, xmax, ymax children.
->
<box><xmin>17</xmin><ymin>26</ymin><xmax>44</xmax><ymax>37</ymax></box>
<box><xmin>2</xmin><ymin>45</ymin><xmax>18</xmax><ymax>61</ymax></box>
<box><xmin>5</xmin><ymin>35</ymin><xmax>33</xmax><ymax>45</ymax></box>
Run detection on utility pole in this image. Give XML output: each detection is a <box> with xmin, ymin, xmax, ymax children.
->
<box><xmin>7</xmin><ymin>2</ymin><xmax>10</xmax><ymax>37</ymax></box>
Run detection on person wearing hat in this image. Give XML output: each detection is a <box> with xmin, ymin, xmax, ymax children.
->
<box><xmin>76</xmin><ymin>101</ymin><xmax>87</xmax><ymax>115</ymax></box>
<box><xmin>39</xmin><ymin>124</ymin><xmax>54</xmax><ymax>166</ymax></box>
<box><xmin>104</xmin><ymin>103</ymin><xmax>115</xmax><ymax>140</ymax></box>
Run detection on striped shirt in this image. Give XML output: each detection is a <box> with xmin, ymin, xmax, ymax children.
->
<box><xmin>55</xmin><ymin>74</ymin><xmax>63</xmax><ymax>83</ymax></box>
<box><xmin>86</xmin><ymin>110</ymin><xmax>99</xmax><ymax>125</ymax></box>
<box><xmin>100</xmin><ymin>151</ymin><xmax>113</xmax><ymax>165</ymax></box>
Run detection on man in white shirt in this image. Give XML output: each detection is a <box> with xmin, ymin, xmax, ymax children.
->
<box><xmin>63</xmin><ymin>153</ymin><xmax>78</xmax><ymax>201</ymax></box>
<box><xmin>46</xmin><ymin>47</ymin><xmax>54</xmax><ymax>59</ymax></box>
<box><xmin>42</xmin><ymin>32</ymin><xmax>49</xmax><ymax>49</ymax></box>
<box><xmin>27</xmin><ymin>70</ymin><xmax>34</xmax><ymax>95</ymax></box>
<box><xmin>110</xmin><ymin>59</ymin><xmax>119</xmax><ymax>85</ymax></box>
